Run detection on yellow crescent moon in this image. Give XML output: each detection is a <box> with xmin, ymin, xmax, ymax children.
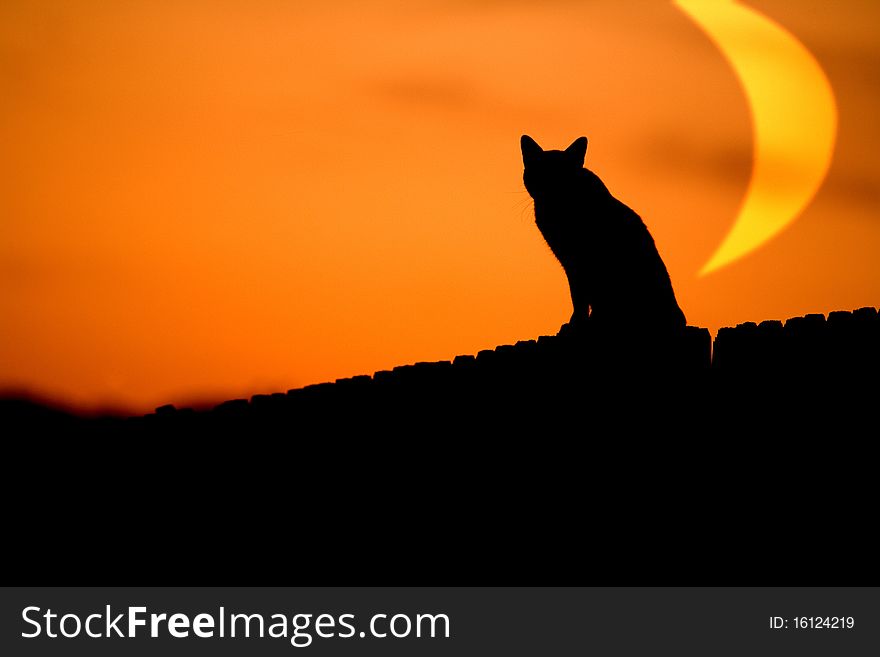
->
<box><xmin>673</xmin><ymin>0</ymin><xmax>837</xmax><ymax>275</ymax></box>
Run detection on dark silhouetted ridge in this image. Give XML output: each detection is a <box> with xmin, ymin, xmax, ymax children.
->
<box><xmin>4</xmin><ymin>307</ymin><xmax>876</xmax><ymax>435</ymax></box>
<box><xmin>2</xmin><ymin>305</ymin><xmax>857</xmax><ymax>434</ymax></box>
<box><xmin>7</xmin><ymin>307</ymin><xmax>878</xmax><ymax>585</ymax></box>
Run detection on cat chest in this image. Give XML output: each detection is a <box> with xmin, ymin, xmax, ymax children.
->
<box><xmin>535</xmin><ymin>211</ymin><xmax>593</xmax><ymax>254</ymax></box>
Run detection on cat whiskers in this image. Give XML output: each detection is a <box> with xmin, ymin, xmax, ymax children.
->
<box><xmin>508</xmin><ymin>189</ymin><xmax>534</xmax><ymax>223</ymax></box>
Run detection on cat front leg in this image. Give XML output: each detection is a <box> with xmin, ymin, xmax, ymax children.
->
<box><xmin>558</xmin><ymin>272</ymin><xmax>591</xmax><ymax>337</ymax></box>
<box><xmin>557</xmin><ymin>311</ymin><xmax>590</xmax><ymax>338</ymax></box>
<box><xmin>569</xmin><ymin>269</ymin><xmax>593</xmax><ymax>320</ymax></box>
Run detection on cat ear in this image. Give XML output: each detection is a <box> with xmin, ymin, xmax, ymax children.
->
<box><xmin>521</xmin><ymin>135</ymin><xmax>543</xmax><ymax>165</ymax></box>
<box><xmin>565</xmin><ymin>137</ymin><xmax>588</xmax><ymax>166</ymax></box>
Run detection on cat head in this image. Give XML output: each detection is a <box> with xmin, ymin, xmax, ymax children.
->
<box><xmin>521</xmin><ymin>135</ymin><xmax>588</xmax><ymax>200</ymax></box>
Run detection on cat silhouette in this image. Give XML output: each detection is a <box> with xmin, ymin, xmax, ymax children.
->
<box><xmin>521</xmin><ymin>134</ymin><xmax>686</xmax><ymax>335</ymax></box>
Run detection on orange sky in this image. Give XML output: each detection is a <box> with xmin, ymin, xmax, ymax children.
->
<box><xmin>2</xmin><ymin>0</ymin><xmax>879</xmax><ymax>413</ymax></box>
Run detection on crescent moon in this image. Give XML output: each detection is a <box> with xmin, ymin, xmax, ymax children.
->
<box><xmin>673</xmin><ymin>0</ymin><xmax>837</xmax><ymax>275</ymax></box>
